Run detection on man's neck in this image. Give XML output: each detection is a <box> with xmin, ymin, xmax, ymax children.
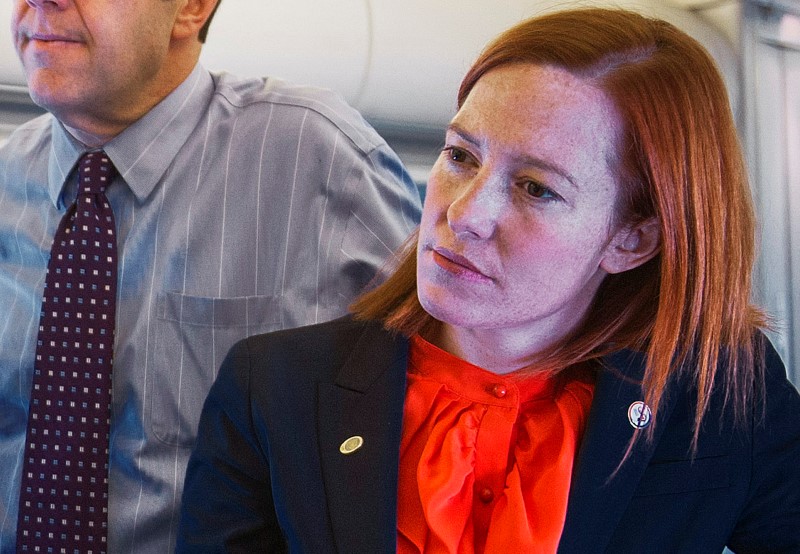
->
<box><xmin>59</xmin><ymin>50</ymin><xmax>202</xmax><ymax>148</ymax></box>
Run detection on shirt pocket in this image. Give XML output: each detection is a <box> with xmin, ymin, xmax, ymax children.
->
<box><xmin>633</xmin><ymin>454</ymin><xmax>731</xmax><ymax>497</ymax></box>
<box><xmin>150</xmin><ymin>291</ymin><xmax>280</xmax><ymax>447</ymax></box>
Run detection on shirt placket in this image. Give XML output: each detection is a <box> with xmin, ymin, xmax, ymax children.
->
<box><xmin>471</xmin><ymin>380</ymin><xmax>519</xmax><ymax>550</ymax></box>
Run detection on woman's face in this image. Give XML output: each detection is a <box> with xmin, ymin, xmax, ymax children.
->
<box><xmin>417</xmin><ymin>63</ymin><xmax>632</xmax><ymax>370</ymax></box>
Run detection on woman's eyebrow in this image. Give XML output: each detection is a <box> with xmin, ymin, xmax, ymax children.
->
<box><xmin>446</xmin><ymin>122</ymin><xmax>578</xmax><ymax>190</ymax></box>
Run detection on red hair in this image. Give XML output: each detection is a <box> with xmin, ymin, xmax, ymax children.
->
<box><xmin>351</xmin><ymin>8</ymin><xmax>766</xmax><ymax>448</ymax></box>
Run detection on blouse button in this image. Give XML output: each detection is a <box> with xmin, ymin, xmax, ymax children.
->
<box><xmin>490</xmin><ymin>384</ymin><xmax>507</xmax><ymax>398</ymax></box>
<box><xmin>478</xmin><ymin>487</ymin><xmax>494</xmax><ymax>504</ymax></box>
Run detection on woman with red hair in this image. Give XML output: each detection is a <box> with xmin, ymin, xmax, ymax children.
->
<box><xmin>178</xmin><ymin>8</ymin><xmax>800</xmax><ymax>553</ymax></box>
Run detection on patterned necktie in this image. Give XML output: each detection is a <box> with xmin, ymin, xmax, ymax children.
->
<box><xmin>17</xmin><ymin>151</ymin><xmax>118</xmax><ymax>554</ymax></box>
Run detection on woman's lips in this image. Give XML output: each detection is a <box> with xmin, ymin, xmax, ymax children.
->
<box><xmin>431</xmin><ymin>247</ymin><xmax>492</xmax><ymax>282</ymax></box>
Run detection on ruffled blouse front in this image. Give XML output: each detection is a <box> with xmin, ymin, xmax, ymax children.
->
<box><xmin>397</xmin><ymin>335</ymin><xmax>595</xmax><ymax>554</ymax></box>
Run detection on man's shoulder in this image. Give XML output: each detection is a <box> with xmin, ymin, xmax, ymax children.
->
<box><xmin>0</xmin><ymin>112</ymin><xmax>55</xmax><ymax>160</ymax></box>
<box><xmin>209</xmin><ymin>71</ymin><xmax>386</xmax><ymax>154</ymax></box>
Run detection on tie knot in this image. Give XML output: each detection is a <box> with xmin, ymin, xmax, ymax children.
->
<box><xmin>79</xmin><ymin>151</ymin><xmax>118</xmax><ymax>195</ymax></box>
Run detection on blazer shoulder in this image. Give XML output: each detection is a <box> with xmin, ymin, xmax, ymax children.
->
<box><xmin>232</xmin><ymin>316</ymin><xmax>406</xmax><ymax>384</ymax></box>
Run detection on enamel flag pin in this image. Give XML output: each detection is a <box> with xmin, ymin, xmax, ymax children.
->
<box><xmin>628</xmin><ymin>401</ymin><xmax>652</xmax><ymax>429</ymax></box>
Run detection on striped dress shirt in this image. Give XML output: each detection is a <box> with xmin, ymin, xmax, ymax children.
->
<box><xmin>0</xmin><ymin>63</ymin><xmax>422</xmax><ymax>553</ymax></box>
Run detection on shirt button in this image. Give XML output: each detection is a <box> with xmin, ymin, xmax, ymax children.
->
<box><xmin>490</xmin><ymin>384</ymin><xmax>507</xmax><ymax>398</ymax></box>
<box><xmin>478</xmin><ymin>487</ymin><xmax>494</xmax><ymax>504</ymax></box>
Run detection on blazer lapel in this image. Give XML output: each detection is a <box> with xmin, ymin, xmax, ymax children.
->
<box><xmin>317</xmin><ymin>323</ymin><xmax>409</xmax><ymax>553</ymax></box>
<box><xmin>558</xmin><ymin>349</ymin><xmax>679</xmax><ymax>553</ymax></box>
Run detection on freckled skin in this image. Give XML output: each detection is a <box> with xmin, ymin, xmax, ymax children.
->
<box><xmin>11</xmin><ymin>0</ymin><xmax>194</xmax><ymax>146</ymax></box>
<box><xmin>416</xmin><ymin>64</ymin><xmax>631</xmax><ymax>374</ymax></box>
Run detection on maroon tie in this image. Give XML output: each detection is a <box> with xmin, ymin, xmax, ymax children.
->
<box><xmin>17</xmin><ymin>151</ymin><xmax>118</xmax><ymax>554</ymax></box>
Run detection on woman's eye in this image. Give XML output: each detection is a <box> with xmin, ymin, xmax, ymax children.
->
<box><xmin>524</xmin><ymin>181</ymin><xmax>559</xmax><ymax>200</ymax></box>
<box><xmin>444</xmin><ymin>146</ymin><xmax>469</xmax><ymax>163</ymax></box>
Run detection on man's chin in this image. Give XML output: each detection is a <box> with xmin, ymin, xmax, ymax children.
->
<box><xmin>25</xmin><ymin>71</ymin><xmax>75</xmax><ymax>112</ymax></box>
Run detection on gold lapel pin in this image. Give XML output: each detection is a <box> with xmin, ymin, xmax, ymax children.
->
<box><xmin>339</xmin><ymin>435</ymin><xmax>364</xmax><ymax>455</ymax></box>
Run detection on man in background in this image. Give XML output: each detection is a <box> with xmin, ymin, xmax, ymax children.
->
<box><xmin>0</xmin><ymin>0</ymin><xmax>421</xmax><ymax>551</ymax></box>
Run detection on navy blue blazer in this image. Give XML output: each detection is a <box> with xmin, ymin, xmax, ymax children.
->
<box><xmin>177</xmin><ymin>317</ymin><xmax>800</xmax><ymax>553</ymax></box>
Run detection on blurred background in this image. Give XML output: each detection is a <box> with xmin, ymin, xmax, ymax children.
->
<box><xmin>1</xmin><ymin>0</ymin><xmax>797</xmax><ymax>388</ymax></box>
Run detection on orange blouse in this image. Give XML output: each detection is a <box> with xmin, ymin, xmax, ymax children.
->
<box><xmin>397</xmin><ymin>335</ymin><xmax>595</xmax><ymax>554</ymax></box>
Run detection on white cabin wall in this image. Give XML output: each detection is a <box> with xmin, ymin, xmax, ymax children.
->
<box><xmin>197</xmin><ymin>0</ymin><xmax>741</xmax><ymax>184</ymax></box>
<box><xmin>198</xmin><ymin>1</ymin><xmax>739</xmax><ymax>131</ymax></box>
<box><xmin>742</xmin><ymin>0</ymin><xmax>800</xmax><ymax>384</ymax></box>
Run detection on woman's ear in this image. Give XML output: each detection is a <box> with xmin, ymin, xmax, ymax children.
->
<box><xmin>601</xmin><ymin>217</ymin><xmax>660</xmax><ymax>274</ymax></box>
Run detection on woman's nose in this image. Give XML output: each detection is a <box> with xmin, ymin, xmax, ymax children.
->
<box><xmin>26</xmin><ymin>0</ymin><xmax>68</xmax><ymax>9</ymax></box>
<box><xmin>446</xmin><ymin>172</ymin><xmax>503</xmax><ymax>239</ymax></box>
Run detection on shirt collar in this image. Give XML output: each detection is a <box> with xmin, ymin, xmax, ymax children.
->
<box><xmin>46</xmin><ymin>63</ymin><xmax>214</xmax><ymax>206</ymax></box>
<box><xmin>48</xmin><ymin>121</ymin><xmax>84</xmax><ymax>208</ymax></box>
